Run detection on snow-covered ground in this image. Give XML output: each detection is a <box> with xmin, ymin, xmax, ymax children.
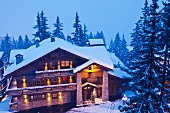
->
<box><xmin>67</xmin><ymin>100</ymin><xmax>122</xmax><ymax>113</ymax></box>
<box><xmin>0</xmin><ymin>91</ymin><xmax>134</xmax><ymax>113</ymax></box>
<box><xmin>0</xmin><ymin>96</ymin><xmax>13</xmax><ymax>113</ymax></box>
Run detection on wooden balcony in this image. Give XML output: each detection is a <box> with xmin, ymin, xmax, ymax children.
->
<box><xmin>36</xmin><ymin>68</ymin><xmax>74</xmax><ymax>78</ymax></box>
<box><xmin>7</xmin><ymin>83</ymin><xmax>77</xmax><ymax>96</ymax></box>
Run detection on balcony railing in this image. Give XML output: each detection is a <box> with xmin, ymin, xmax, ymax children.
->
<box><xmin>7</xmin><ymin>83</ymin><xmax>77</xmax><ymax>96</ymax></box>
<box><xmin>35</xmin><ymin>68</ymin><xmax>74</xmax><ymax>78</ymax></box>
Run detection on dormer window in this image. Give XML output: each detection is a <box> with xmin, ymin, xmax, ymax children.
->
<box><xmin>15</xmin><ymin>54</ymin><xmax>23</xmax><ymax>65</ymax></box>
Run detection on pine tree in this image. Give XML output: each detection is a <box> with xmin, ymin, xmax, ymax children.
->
<box><xmin>24</xmin><ymin>35</ymin><xmax>31</xmax><ymax>49</ymax></box>
<box><xmin>157</xmin><ymin>1</ymin><xmax>170</xmax><ymax>112</ymax></box>
<box><xmin>53</xmin><ymin>16</ymin><xmax>65</xmax><ymax>40</ymax></box>
<box><xmin>72</xmin><ymin>12</ymin><xmax>83</xmax><ymax>46</ymax></box>
<box><xmin>4</xmin><ymin>34</ymin><xmax>11</xmax><ymax>62</ymax></box>
<box><xmin>33</xmin><ymin>11</ymin><xmax>51</xmax><ymax>41</ymax></box>
<box><xmin>89</xmin><ymin>32</ymin><xmax>93</xmax><ymax>39</ymax></box>
<box><xmin>119</xmin><ymin>35</ymin><xmax>128</xmax><ymax>64</ymax></box>
<box><xmin>95</xmin><ymin>31</ymin><xmax>101</xmax><ymax>39</ymax></box>
<box><xmin>113</xmin><ymin>32</ymin><xmax>121</xmax><ymax>57</ymax></box>
<box><xmin>18</xmin><ymin>35</ymin><xmax>24</xmax><ymax>49</ymax></box>
<box><xmin>119</xmin><ymin>0</ymin><xmax>170</xmax><ymax>112</ymax></box>
<box><xmin>11</xmin><ymin>38</ymin><xmax>17</xmax><ymax>49</ymax></box>
<box><xmin>83</xmin><ymin>24</ymin><xmax>88</xmax><ymax>44</ymax></box>
<box><xmin>108</xmin><ymin>38</ymin><xmax>114</xmax><ymax>53</ymax></box>
<box><xmin>33</xmin><ymin>12</ymin><xmax>41</xmax><ymax>40</ymax></box>
<box><xmin>0</xmin><ymin>40</ymin><xmax>5</xmax><ymax>51</ymax></box>
<box><xmin>100</xmin><ymin>31</ymin><xmax>106</xmax><ymax>47</ymax></box>
<box><xmin>40</xmin><ymin>11</ymin><xmax>51</xmax><ymax>41</ymax></box>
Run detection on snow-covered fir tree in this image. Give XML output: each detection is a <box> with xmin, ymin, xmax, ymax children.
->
<box><xmin>18</xmin><ymin>35</ymin><xmax>24</xmax><ymax>49</ymax></box>
<box><xmin>24</xmin><ymin>35</ymin><xmax>31</xmax><ymax>49</ymax></box>
<box><xmin>72</xmin><ymin>12</ymin><xmax>82</xmax><ymax>46</ymax></box>
<box><xmin>40</xmin><ymin>11</ymin><xmax>51</xmax><ymax>41</ymax></box>
<box><xmin>33</xmin><ymin>11</ymin><xmax>51</xmax><ymax>41</ymax></box>
<box><xmin>119</xmin><ymin>0</ymin><xmax>170</xmax><ymax>112</ymax></box>
<box><xmin>11</xmin><ymin>38</ymin><xmax>17</xmax><ymax>49</ymax></box>
<box><xmin>113</xmin><ymin>32</ymin><xmax>121</xmax><ymax>57</ymax></box>
<box><xmin>3</xmin><ymin>34</ymin><xmax>11</xmax><ymax>62</ymax></box>
<box><xmin>83</xmin><ymin>24</ymin><xmax>88</xmax><ymax>44</ymax></box>
<box><xmin>53</xmin><ymin>16</ymin><xmax>65</xmax><ymax>40</ymax></box>
<box><xmin>89</xmin><ymin>32</ymin><xmax>94</xmax><ymax>39</ymax></box>
<box><xmin>108</xmin><ymin>38</ymin><xmax>114</xmax><ymax>53</ymax></box>
<box><xmin>119</xmin><ymin>34</ymin><xmax>128</xmax><ymax>64</ymax></box>
<box><xmin>33</xmin><ymin>12</ymin><xmax>41</xmax><ymax>40</ymax></box>
<box><xmin>157</xmin><ymin>1</ymin><xmax>170</xmax><ymax>112</ymax></box>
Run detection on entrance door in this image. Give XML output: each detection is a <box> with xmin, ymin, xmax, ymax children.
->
<box><xmin>82</xmin><ymin>85</ymin><xmax>97</xmax><ymax>101</ymax></box>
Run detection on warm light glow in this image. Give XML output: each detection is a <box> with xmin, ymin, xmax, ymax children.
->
<box><xmin>58</xmin><ymin>61</ymin><xmax>60</xmax><ymax>69</ymax></box>
<box><xmin>47</xmin><ymin>93</ymin><xmax>51</xmax><ymax>104</ymax></box>
<box><xmin>66</xmin><ymin>61</ymin><xmax>69</xmax><ymax>66</ymax></box>
<box><xmin>69</xmin><ymin>76</ymin><xmax>73</xmax><ymax>83</ymax></box>
<box><xmin>47</xmin><ymin>78</ymin><xmax>51</xmax><ymax>85</ymax></box>
<box><xmin>22</xmin><ymin>77</ymin><xmax>26</xmax><ymax>83</ymax></box>
<box><xmin>44</xmin><ymin>63</ymin><xmax>48</xmax><ymax>70</ymax></box>
<box><xmin>70</xmin><ymin>61</ymin><xmax>73</xmax><ymax>68</ymax></box>
<box><xmin>58</xmin><ymin>92</ymin><xmax>63</xmax><ymax>100</ymax></box>
<box><xmin>22</xmin><ymin>83</ymin><xmax>27</xmax><ymax>88</ymax></box>
<box><xmin>58</xmin><ymin>77</ymin><xmax>61</xmax><ymax>84</ymax></box>
<box><xmin>92</xmin><ymin>88</ymin><xmax>97</xmax><ymax>98</ymax></box>
<box><xmin>23</xmin><ymin>95</ymin><xmax>28</xmax><ymax>103</ymax></box>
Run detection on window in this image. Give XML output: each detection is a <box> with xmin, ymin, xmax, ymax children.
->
<box><xmin>61</xmin><ymin>61</ymin><xmax>66</xmax><ymax>67</ymax></box>
<box><xmin>66</xmin><ymin>61</ymin><xmax>69</xmax><ymax>66</ymax></box>
<box><xmin>30</xmin><ymin>96</ymin><xmax>34</xmax><ymax>100</ymax></box>
<box><xmin>60</xmin><ymin>61</ymin><xmax>72</xmax><ymax>67</ymax></box>
<box><xmin>52</xmin><ymin>93</ymin><xmax>58</xmax><ymax>98</ymax></box>
<box><xmin>29</xmin><ymin>94</ymin><xmax>46</xmax><ymax>101</ymax></box>
<box><xmin>42</xmin><ymin>95</ymin><xmax>45</xmax><ymax>99</ymax></box>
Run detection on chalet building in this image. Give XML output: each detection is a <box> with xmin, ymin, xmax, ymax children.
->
<box><xmin>4</xmin><ymin>38</ymin><xmax>128</xmax><ymax>111</ymax></box>
<box><xmin>0</xmin><ymin>51</ymin><xmax>9</xmax><ymax>101</ymax></box>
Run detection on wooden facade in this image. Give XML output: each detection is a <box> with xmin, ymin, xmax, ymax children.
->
<box><xmin>5</xmin><ymin>46</ymin><xmax>126</xmax><ymax>111</ymax></box>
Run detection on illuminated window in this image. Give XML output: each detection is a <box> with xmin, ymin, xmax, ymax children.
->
<box><xmin>52</xmin><ymin>93</ymin><xmax>58</xmax><ymax>98</ymax></box>
<box><xmin>44</xmin><ymin>63</ymin><xmax>48</xmax><ymax>70</ymax></box>
<box><xmin>30</xmin><ymin>96</ymin><xmax>34</xmax><ymax>100</ymax></box>
<box><xmin>66</xmin><ymin>61</ymin><xmax>69</xmax><ymax>66</ymax></box>
<box><xmin>70</xmin><ymin>61</ymin><xmax>73</xmax><ymax>68</ymax></box>
<box><xmin>42</xmin><ymin>95</ymin><xmax>45</xmax><ymax>99</ymax></box>
<box><xmin>50</xmin><ymin>62</ymin><xmax>54</xmax><ymax>70</ymax></box>
<box><xmin>61</xmin><ymin>61</ymin><xmax>65</xmax><ymax>66</ymax></box>
<box><xmin>58</xmin><ymin>61</ymin><xmax>60</xmax><ymax>69</ymax></box>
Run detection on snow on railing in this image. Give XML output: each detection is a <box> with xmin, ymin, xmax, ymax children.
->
<box><xmin>35</xmin><ymin>68</ymin><xmax>74</xmax><ymax>74</ymax></box>
<box><xmin>7</xmin><ymin>83</ymin><xmax>77</xmax><ymax>92</ymax></box>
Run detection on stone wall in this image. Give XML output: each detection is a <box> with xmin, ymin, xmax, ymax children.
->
<box><xmin>16</xmin><ymin>92</ymin><xmax>71</xmax><ymax>111</ymax></box>
<box><xmin>102</xmin><ymin>71</ymin><xmax>108</xmax><ymax>101</ymax></box>
<box><xmin>76</xmin><ymin>73</ymin><xmax>82</xmax><ymax>105</ymax></box>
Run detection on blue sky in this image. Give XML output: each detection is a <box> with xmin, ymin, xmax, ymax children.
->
<box><xmin>0</xmin><ymin>0</ymin><xmax>163</xmax><ymax>45</ymax></box>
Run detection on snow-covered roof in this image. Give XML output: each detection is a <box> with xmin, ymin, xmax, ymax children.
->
<box><xmin>108</xmin><ymin>68</ymin><xmax>130</xmax><ymax>79</ymax></box>
<box><xmin>5</xmin><ymin>38</ymin><xmax>113</xmax><ymax>76</ymax></box>
<box><xmin>109</xmin><ymin>53</ymin><xmax>124</xmax><ymax>67</ymax></box>
<box><xmin>0</xmin><ymin>51</ymin><xmax>4</xmax><ymax>59</ymax></box>
<box><xmin>89</xmin><ymin>39</ymin><xmax>104</xmax><ymax>46</ymax></box>
<box><xmin>9</xmin><ymin>49</ymin><xmax>25</xmax><ymax>63</ymax></box>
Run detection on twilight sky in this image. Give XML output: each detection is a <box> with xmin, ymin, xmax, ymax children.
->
<box><xmin>0</xmin><ymin>0</ymin><xmax>163</xmax><ymax>45</ymax></box>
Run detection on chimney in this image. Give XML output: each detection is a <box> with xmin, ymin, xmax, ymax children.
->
<box><xmin>15</xmin><ymin>54</ymin><xmax>23</xmax><ymax>65</ymax></box>
<box><xmin>51</xmin><ymin>36</ymin><xmax>55</xmax><ymax>42</ymax></box>
<box><xmin>35</xmin><ymin>37</ymin><xmax>40</xmax><ymax>48</ymax></box>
